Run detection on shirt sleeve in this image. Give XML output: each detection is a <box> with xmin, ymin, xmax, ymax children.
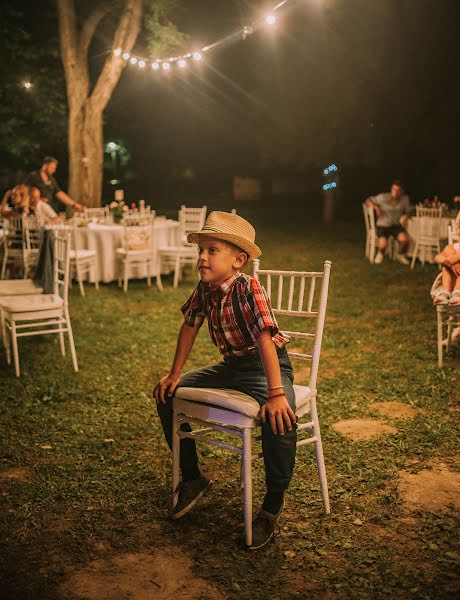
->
<box><xmin>43</xmin><ymin>202</ymin><xmax>57</xmax><ymax>218</ymax></box>
<box><xmin>372</xmin><ymin>194</ymin><xmax>384</xmax><ymax>207</ymax></box>
<box><xmin>51</xmin><ymin>176</ymin><xmax>62</xmax><ymax>195</ymax></box>
<box><xmin>242</xmin><ymin>277</ymin><xmax>280</xmax><ymax>343</ymax></box>
<box><xmin>181</xmin><ymin>283</ymin><xmax>206</xmax><ymax>327</ymax></box>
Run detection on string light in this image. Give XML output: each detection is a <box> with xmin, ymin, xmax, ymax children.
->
<box><xmin>23</xmin><ymin>81</ymin><xmax>32</xmax><ymax>89</ymax></box>
<box><xmin>115</xmin><ymin>0</ymin><xmax>296</xmax><ymax>74</ymax></box>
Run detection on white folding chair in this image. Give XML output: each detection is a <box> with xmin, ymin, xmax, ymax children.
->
<box><xmin>69</xmin><ymin>224</ymin><xmax>99</xmax><ymax>297</ymax></box>
<box><xmin>157</xmin><ymin>205</ymin><xmax>207</xmax><ymax>288</ymax></box>
<box><xmin>447</xmin><ymin>224</ymin><xmax>459</xmax><ymax>246</ymax></box>
<box><xmin>362</xmin><ymin>203</ymin><xmax>397</xmax><ymax>263</ymax></box>
<box><xmin>84</xmin><ymin>207</ymin><xmax>109</xmax><ymax>220</ymax></box>
<box><xmin>23</xmin><ymin>215</ymin><xmax>41</xmax><ymax>278</ymax></box>
<box><xmin>416</xmin><ymin>205</ymin><xmax>443</xmax><ymax>219</ymax></box>
<box><xmin>0</xmin><ymin>231</ymin><xmax>78</xmax><ymax>378</ymax></box>
<box><xmin>172</xmin><ymin>259</ymin><xmax>332</xmax><ymax>547</ymax></box>
<box><xmin>411</xmin><ymin>213</ymin><xmax>443</xmax><ymax>269</ymax></box>
<box><xmin>116</xmin><ymin>219</ymin><xmax>161</xmax><ymax>292</ymax></box>
<box><xmin>431</xmin><ymin>273</ymin><xmax>460</xmax><ymax>368</ymax></box>
<box><xmin>1</xmin><ymin>216</ymin><xmax>26</xmax><ymax>279</ymax></box>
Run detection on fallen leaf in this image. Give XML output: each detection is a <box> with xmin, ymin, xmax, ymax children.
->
<box><xmin>353</xmin><ymin>518</ymin><xmax>363</xmax><ymax>526</ymax></box>
<box><xmin>284</xmin><ymin>550</ymin><xmax>296</xmax><ymax>558</ymax></box>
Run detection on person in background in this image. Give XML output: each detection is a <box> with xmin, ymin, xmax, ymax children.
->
<box><xmin>29</xmin><ymin>187</ymin><xmax>63</xmax><ymax>225</ymax></box>
<box><xmin>432</xmin><ymin>216</ymin><xmax>460</xmax><ymax>305</ymax></box>
<box><xmin>24</xmin><ymin>156</ymin><xmax>84</xmax><ymax>214</ymax></box>
<box><xmin>366</xmin><ymin>180</ymin><xmax>411</xmax><ymax>265</ymax></box>
<box><xmin>1</xmin><ymin>185</ymin><xmax>31</xmax><ymax>218</ymax></box>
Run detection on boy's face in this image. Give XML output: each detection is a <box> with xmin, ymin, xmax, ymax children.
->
<box><xmin>197</xmin><ymin>236</ymin><xmax>247</xmax><ymax>284</ymax></box>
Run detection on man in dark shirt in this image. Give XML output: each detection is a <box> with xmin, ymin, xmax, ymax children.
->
<box><xmin>25</xmin><ymin>156</ymin><xmax>84</xmax><ymax>214</ymax></box>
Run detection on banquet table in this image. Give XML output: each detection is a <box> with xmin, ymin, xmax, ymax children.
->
<box><xmin>73</xmin><ymin>219</ymin><xmax>180</xmax><ymax>283</ymax></box>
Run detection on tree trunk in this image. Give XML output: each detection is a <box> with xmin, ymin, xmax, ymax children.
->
<box><xmin>57</xmin><ymin>0</ymin><xmax>142</xmax><ymax>207</ymax></box>
<box><xmin>68</xmin><ymin>102</ymin><xmax>103</xmax><ymax>207</ymax></box>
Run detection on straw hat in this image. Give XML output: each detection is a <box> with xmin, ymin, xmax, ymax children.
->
<box><xmin>187</xmin><ymin>211</ymin><xmax>261</xmax><ymax>259</ymax></box>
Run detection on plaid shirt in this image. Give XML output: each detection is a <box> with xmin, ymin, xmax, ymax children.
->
<box><xmin>181</xmin><ymin>273</ymin><xmax>290</xmax><ymax>357</ymax></box>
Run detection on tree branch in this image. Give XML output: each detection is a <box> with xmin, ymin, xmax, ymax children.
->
<box><xmin>56</xmin><ymin>0</ymin><xmax>78</xmax><ymax>79</ymax></box>
<box><xmin>90</xmin><ymin>0</ymin><xmax>142</xmax><ymax>112</ymax></box>
<box><xmin>78</xmin><ymin>3</ymin><xmax>112</xmax><ymax>61</ymax></box>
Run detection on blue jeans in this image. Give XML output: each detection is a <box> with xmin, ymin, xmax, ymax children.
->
<box><xmin>156</xmin><ymin>346</ymin><xmax>297</xmax><ymax>494</ymax></box>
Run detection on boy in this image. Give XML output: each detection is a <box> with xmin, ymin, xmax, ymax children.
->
<box><xmin>153</xmin><ymin>211</ymin><xmax>297</xmax><ymax>550</ymax></box>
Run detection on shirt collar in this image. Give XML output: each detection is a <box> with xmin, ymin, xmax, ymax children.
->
<box><xmin>210</xmin><ymin>273</ymin><xmax>240</xmax><ymax>295</ymax></box>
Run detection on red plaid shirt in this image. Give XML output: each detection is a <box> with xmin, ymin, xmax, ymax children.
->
<box><xmin>181</xmin><ymin>273</ymin><xmax>290</xmax><ymax>357</ymax></box>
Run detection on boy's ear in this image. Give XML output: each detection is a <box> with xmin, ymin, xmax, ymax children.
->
<box><xmin>234</xmin><ymin>251</ymin><xmax>248</xmax><ymax>268</ymax></box>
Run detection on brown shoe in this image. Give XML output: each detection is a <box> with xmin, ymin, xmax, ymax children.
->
<box><xmin>247</xmin><ymin>502</ymin><xmax>284</xmax><ymax>550</ymax></box>
<box><xmin>171</xmin><ymin>475</ymin><xmax>212</xmax><ymax>520</ymax></box>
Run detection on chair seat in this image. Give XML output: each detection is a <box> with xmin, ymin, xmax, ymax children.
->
<box><xmin>175</xmin><ymin>384</ymin><xmax>311</xmax><ymax>419</ymax></box>
<box><xmin>70</xmin><ymin>249</ymin><xmax>96</xmax><ymax>259</ymax></box>
<box><xmin>0</xmin><ymin>279</ymin><xmax>43</xmax><ymax>296</ymax></box>
<box><xmin>115</xmin><ymin>248</ymin><xmax>152</xmax><ymax>256</ymax></box>
<box><xmin>0</xmin><ymin>293</ymin><xmax>63</xmax><ymax>313</ymax></box>
<box><xmin>158</xmin><ymin>245</ymin><xmax>197</xmax><ymax>255</ymax></box>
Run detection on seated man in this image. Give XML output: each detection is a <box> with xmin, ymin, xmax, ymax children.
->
<box><xmin>367</xmin><ymin>180</ymin><xmax>411</xmax><ymax>265</ymax></box>
<box><xmin>29</xmin><ymin>186</ymin><xmax>63</xmax><ymax>225</ymax></box>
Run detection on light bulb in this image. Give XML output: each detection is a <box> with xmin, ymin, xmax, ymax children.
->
<box><xmin>113</xmin><ymin>48</ymin><xmax>122</xmax><ymax>56</ymax></box>
<box><xmin>193</xmin><ymin>52</ymin><xmax>202</xmax><ymax>61</ymax></box>
<box><xmin>23</xmin><ymin>81</ymin><xmax>32</xmax><ymax>89</ymax></box>
<box><xmin>162</xmin><ymin>62</ymin><xmax>170</xmax><ymax>70</ymax></box>
<box><xmin>152</xmin><ymin>62</ymin><xmax>160</xmax><ymax>70</ymax></box>
<box><xmin>265</xmin><ymin>15</ymin><xmax>276</xmax><ymax>26</ymax></box>
<box><xmin>178</xmin><ymin>59</ymin><xmax>187</xmax><ymax>68</ymax></box>
<box><xmin>130</xmin><ymin>57</ymin><xmax>138</xmax><ymax>65</ymax></box>
<box><xmin>138</xmin><ymin>60</ymin><xmax>145</xmax><ymax>68</ymax></box>
<box><xmin>123</xmin><ymin>52</ymin><xmax>130</xmax><ymax>60</ymax></box>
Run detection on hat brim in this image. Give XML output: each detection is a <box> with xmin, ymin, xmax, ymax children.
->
<box><xmin>187</xmin><ymin>231</ymin><xmax>261</xmax><ymax>259</ymax></box>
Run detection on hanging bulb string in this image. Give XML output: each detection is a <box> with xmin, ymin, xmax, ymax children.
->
<box><xmin>113</xmin><ymin>0</ymin><xmax>298</xmax><ymax>71</ymax></box>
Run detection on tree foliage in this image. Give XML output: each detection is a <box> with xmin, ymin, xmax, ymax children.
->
<box><xmin>0</xmin><ymin>2</ymin><xmax>67</xmax><ymax>171</ymax></box>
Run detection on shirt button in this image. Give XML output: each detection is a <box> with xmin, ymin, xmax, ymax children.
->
<box><xmin>220</xmin><ymin>345</ymin><xmax>225</xmax><ymax>349</ymax></box>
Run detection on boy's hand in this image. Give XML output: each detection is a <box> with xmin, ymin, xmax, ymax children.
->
<box><xmin>260</xmin><ymin>395</ymin><xmax>296</xmax><ymax>436</ymax></box>
<box><xmin>154</xmin><ymin>373</ymin><xmax>180</xmax><ymax>404</ymax></box>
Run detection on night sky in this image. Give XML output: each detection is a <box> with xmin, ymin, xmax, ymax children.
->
<box><xmin>4</xmin><ymin>0</ymin><xmax>460</xmax><ymax>205</ymax></box>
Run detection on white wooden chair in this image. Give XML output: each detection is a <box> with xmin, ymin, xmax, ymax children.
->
<box><xmin>410</xmin><ymin>212</ymin><xmax>443</xmax><ymax>269</ymax></box>
<box><xmin>431</xmin><ymin>273</ymin><xmax>460</xmax><ymax>368</ymax></box>
<box><xmin>362</xmin><ymin>203</ymin><xmax>397</xmax><ymax>263</ymax></box>
<box><xmin>69</xmin><ymin>224</ymin><xmax>99</xmax><ymax>296</ymax></box>
<box><xmin>416</xmin><ymin>205</ymin><xmax>443</xmax><ymax>219</ymax></box>
<box><xmin>116</xmin><ymin>220</ymin><xmax>162</xmax><ymax>292</ymax></box>
<box><xmin>0</xmin><ymin>231</ymin><xmax>78</xmax><ymax>378</ymax></box>
<box><xmin>1</xmin><ymin>216</ymin><xmax>26</xmax><ymax>279</ymax></box>
<box><xmin>447</xmin><ymin>224</ymin><xmax>459</xmax><ymax>246</ymax></box>
<box><xmin>23</xmin><ymin>215</ymin><xmax>41</xmax><ymax>278</ymax></box>
<box><xmin>157</xmin><ymin>205</ymin><xmax>207</xmax><ymax>288</ymax></box>
<box><xmin>84</xmin><ymin>207</ymin><xmax>109</xmax><ymax>220</ymax></box>
<box><xmin>172</xmin><ymin>259</ymin><xmax>332</xmax><ymax>547</ymax></box>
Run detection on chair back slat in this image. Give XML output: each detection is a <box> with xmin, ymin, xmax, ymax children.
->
<box><xmin>287</xmin><ymin>275</ymin><xmax>295</xmax><ymax>312</ymax></box>
<box><xmin>179</xmin><ymin>205</ymin><xmax>207</xmax><ymax>245</ymax></box>
<box><xmin>253</xmin><ymin>260</ymin><xmax>332</xmax><ymax>390</ymax></box>
<box><xmin>277</xmin><ymin>275</ymin><xmax>283</xmax><ymax>310</ymax></box>
<box><xmin>53</xmin><ymin>231</ymin><xmax>71</xmax><ymax>303</ymax></box>
<box><xmin>416</xmin><ymin>205</ymin><xmax>443</xmax><ymax>219</ymax></box>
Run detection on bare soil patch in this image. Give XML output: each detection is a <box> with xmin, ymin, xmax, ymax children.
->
<box><xmin>332</xmin><ymin>419</ymin><xmax>398</xmax><ymax>441</ymax></box>
<box><xmin>369</xmin><ymin>401</ymin><xmax>424</xmax><ymax>420</ymax></box>
<box><xmin>59</xmin><ymin>549</ymin><xmax>224</xmax><ymax>600</ymax></box>
<box><xmin>398</xmin><ymin>459</ymin><xmax>460</xmax><ymax>514</ymax></box>
<box><xmin>0</xmin><ymin>467</ymin><xmax>32</xmax><ymax>483</ymax></box>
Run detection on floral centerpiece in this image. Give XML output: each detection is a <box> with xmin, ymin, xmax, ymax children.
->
<box><xmin>109</xmin><ymin>198</ymin><xmax>129</xmax><ymax>223</ymax></box>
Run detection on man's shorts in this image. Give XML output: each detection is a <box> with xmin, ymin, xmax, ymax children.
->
<box><xmin>376</xmin><ymin>225</ymin><xmax>405</xmax><ymax>239</ymax></box>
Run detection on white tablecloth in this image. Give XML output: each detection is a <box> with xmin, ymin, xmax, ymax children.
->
<box><xmin>73</xmin><ymin>219</ymin><xmax>180</xmax><ymax>282</ymax></box>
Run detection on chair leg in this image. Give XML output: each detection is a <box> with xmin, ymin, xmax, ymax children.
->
<box><xmin>147</xmin><ymin>259</ymin><xmax>152</xmax><ymax>288</ymax></box>
<box><xmin>1</xmin><ymin>252</ymin><xmax>7</xmax><ymax>280</ymax></box>
<box><xmin>172</xmin><ymin>410</ymin><xmax>181</xmax><ymax>510</ymax></box>
<box><xmin>242</xmin><ymin>428</ymin><xmax>253</xmax><ymax>547</ymax></box>
<box><xmin>410</xmin><ymin>243</ymin><xmax>418</xmax><ymax>270</ymax></box>
<box><xmin>11</xmin><ymin>321</ymin><xmax>20</xmax><ymax>377</ymax></box>
<box><xmin>156</xmin><ymin>258</ymin><xmax>164</xmax><ymax>292</ymax></box>
<box><xmin>58</xmin><ymin>322</ymin><xmax>66</xmax><ymax>357</ymax></box>
<box><xmin>173</xmin><ymin>255</ymin><xmax>181</xmax><ymax>288</ymax></box>
<box><xmin>123</xmin><ymin>261</ymin><xmax>128</xmax><ymax>293</ymax></box>
<box><xmin>437</xmin><ymin>308</ymin><xmax>444</xmax><ymax>368</ymax></box>
<box><xmin>310</xmin><ymin>398</ymin><xmax>331</xmax><ymax>514</ymax></box>
<box><xmin>66</xmin><ymin>312</ymin><xmax>79</xmax><ymax>372</ymax></box>
<box><xmin>94</xmin><ymin>259</ymin><xmax>99</xmax><ymax>291</ymax></box>
<box><xmin>76</xmin><ymin>261</ymin><xmax>85</xmax><ymax>297</ymax></box>
<box><xmin>1</xmin><ymin>311</ymin><xmax>11</xmax><ymax>365</ymax></box>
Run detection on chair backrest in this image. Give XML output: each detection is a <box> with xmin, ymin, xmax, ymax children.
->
<box><xmin>179</xmin><ymin>205</ymin><xmax>207</xmax><ymax>244</ymax></box>
<box><xmin>253</xmin><ymin>259</ymin><xmax>332</xmax><ymax>391</ymax></box>
<box><xmin>85</xmin><ymin>207</ymin><xmax>109</xmax><ymax>220</ymax></box>
<box><xmin>448</xmin><ymin>225</ymin><xmax>460</xmax><ymax>246</ymax></box>
<box><xmin>122</xmin><ymin>212</ymin><xmax>155</xmax><ymax>227</ymax></box>
<box><xmin>416</xmin><ymin>205</ymin><xmax>442</xmax><ymax>219</ymax></box>
<box><xmin>3</xmin><ymin>215</ymin><xmax>25</xmax><ymax>250</ymax></box>
<box><xmin>122</xmin><ymin>222</ymin><xmax>154</xmax><ymax>252</ymax></box>
<box><xmin>362</xmin><ymin>202</ymin><xmax>376</xmax><ymax>234</ymax></box>
<box><xmin>415</xmin><ymin>216</ymin><xmax>442</xmax><ymax>242</ymax></box>
<box><xmin>23</xmin><ymin>214</ymin><xmax>41</xmax><ymax>252</ymax></box>
<box><xmin>53</xmin><ymin>230</ymin><xmax>71</xmax><ymax>304</ymax></box>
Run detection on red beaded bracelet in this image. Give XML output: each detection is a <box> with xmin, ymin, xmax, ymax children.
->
<box><xmin>268</xmin><ymin>391</ymin><xmax>286</xmax><ymax>400</ymax></box>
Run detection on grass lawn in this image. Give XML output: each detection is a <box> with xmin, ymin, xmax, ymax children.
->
<box><xmin>0</xmin><ymin>211</ymin><xmax>459</xmax><ymax>599</ymax></box>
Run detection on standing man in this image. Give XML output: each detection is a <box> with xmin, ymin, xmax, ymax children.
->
<box><xmin>24</xmin><ymin>156</ymin><xmax>84</xmax><ymax>214</ymax></box>
<box><xmin>367</xmin><ymin>180</ymin><xmax>412</xmax><ymax>265</ymax></box>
